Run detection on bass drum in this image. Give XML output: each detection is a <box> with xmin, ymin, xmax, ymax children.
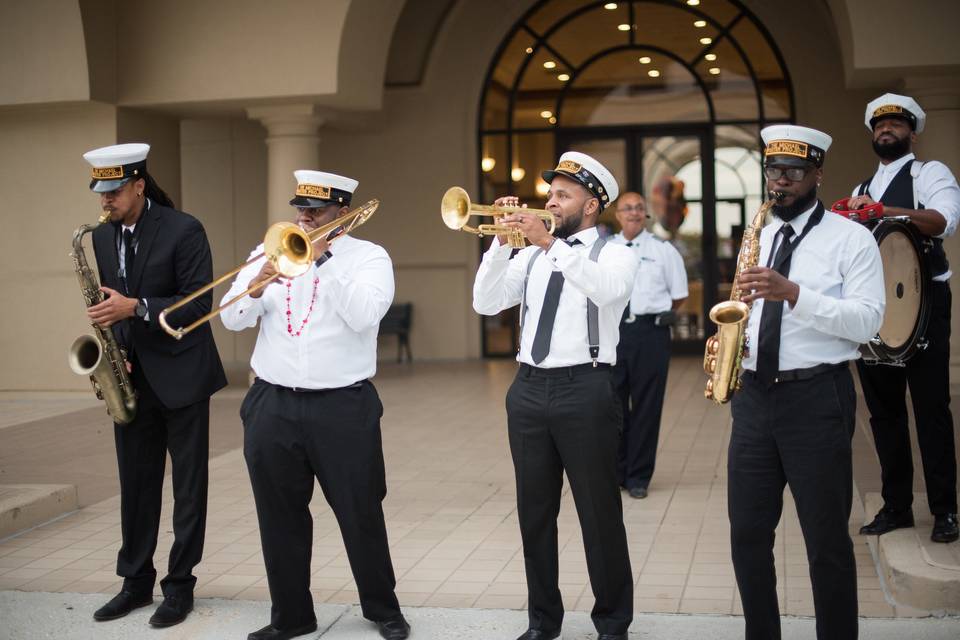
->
<box><xmin>861</xmin><ymin>218</ymin><xmax>932</xmax><ymax>365</ymax></box>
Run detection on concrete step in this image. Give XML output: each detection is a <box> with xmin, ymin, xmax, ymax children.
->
<box><xmin>0</xmin><ymin>484</ymin><xmax>77</xmax><ymax>539</ymax></box>
<box><xmin>864</xmin><ymin>492</ymin><xmax>960</xmax><ymax>614</ymax></box>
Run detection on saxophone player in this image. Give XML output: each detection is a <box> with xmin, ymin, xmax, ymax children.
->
<box><xmin>728</xmin><ymin>126</ymin><xmax>884</xmax><ymax>640</ymax></box>
<box><xmin>83</xmin><ymin>144</ymin><xmax>226</xmax><ymax>628</ymax></box>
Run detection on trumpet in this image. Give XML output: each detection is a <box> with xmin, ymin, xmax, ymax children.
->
<box><xmin>441</xmin><ymin>186</ymin><xmax>555</xmax><ymax>248</ymax></box>
<box><xmin>159</xmin><ymin>199</ymin><xmax>380</xmax><ymax>340</ymax></box>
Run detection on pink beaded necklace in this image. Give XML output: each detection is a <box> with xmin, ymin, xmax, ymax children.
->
<box><xmin>285</xmin><ymin>276</ymin><xmax>320</xmax><ymax>337</ymax></box>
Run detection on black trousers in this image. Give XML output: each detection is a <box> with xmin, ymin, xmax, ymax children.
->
<box><xmin>728</xmin><ymin>368</ymin><xmax>858</xmax><ymax>640</ymax></box>
<box><xmin>613</xmin><ymin>316</ymin><xmax>671</xmax><ymax>490</ymax></box>
<box><xmin>114</xmin><ymin>361</ymin><xmax>209</xmax><ymax>598</ymax></box>
<box><xmin>856</xmin><ymin>281</ymin><xmax>957</xmax><ymax>515</ymax></box>
<box><xmin>241</xmin><ymin>379</ymin><xmax>401</xmax><ymax>631</ymax></box>
<box><xmin>506</xmin><ymin>364</ymin><xmax>633</xmax><ymax>635</ymax></box>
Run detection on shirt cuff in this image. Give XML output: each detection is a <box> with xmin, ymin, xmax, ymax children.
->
<box><xmin>790</xmin><ymin>285</ymin><xmax>818</xmax><ymax>320</ymax></box>
<box><xmin>142</xmin><ymin>299</ymin><xmax>150</xmax><ymax>322</ymax></box>
<box><xmin>484</xmin><ymin>237</ymin><xmax>514</xmax><ymax>261</ymax></box>
<box><xmin>232</xmin><ymin>291</ymin><xmax>264</xmax><ymax>317</ymax></box>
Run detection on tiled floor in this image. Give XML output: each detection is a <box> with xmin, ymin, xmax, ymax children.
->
<box><xmin>0</xmin><ymin>358</ymin><xmax>934</xmax><ymax>617</ymax></box>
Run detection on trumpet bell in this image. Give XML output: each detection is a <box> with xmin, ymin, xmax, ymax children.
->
<box><xmin>441</xmin><ymin>186</ymin><xmax>471</xmax><ymax>230</ymax></box>
<box><xmin>263</xmin><ymin>222</ymin><xmax>313</xmax><ymax>278</ymax></box>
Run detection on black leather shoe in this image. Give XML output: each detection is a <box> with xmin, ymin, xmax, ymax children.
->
<box><xmin>932</xmin><ymin>513</ymin><xmax>959</xmax><ymax>543</ymax></box>
<box><xmin>92</xmin><ymin>590</ymin><xmax>153</xmax><ymax>621</ymax></box>
<box><xmin>859</xmin><ymin>507</ymin><xmax>914</xmax><ymax>535</ymax></box>
<box><xmin>148</xmin><ymin>593</ymin><xmax>193</xmax><ymax>628</ymax></box>
<box><xmin>628</xmin><ymin>486</ymin><xmax>648</xmax><ymax>499</ymax></box>
<box><xmin>377</xmin><ymin>615</ymin><xmax>411</xmax><ymax>640</ymax></box>
<box><xmin>598</xmin><ymin>634</ymin><xmax>628</xmax><ymax>640</ymax></box>
<box><xmin>516</xmin><ymin>629</ymin><xmax>560</xmax><ymax>640</ymax></box>
<box><xmin>247</xmin><ymin>621</ymin><xmax>319</xmax><ymax>640</ymax></box>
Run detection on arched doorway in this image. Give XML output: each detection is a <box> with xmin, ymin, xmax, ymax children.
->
<box><xmin>477</xmin><ymin>0</ymin><xmax>794</xmax><ymax>356</ymax></box>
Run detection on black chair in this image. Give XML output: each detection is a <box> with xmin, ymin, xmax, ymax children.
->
<box><xmin>379</xmin><ymin>303</ymin><xmax>412</xmax><ymax>363</ymax></box>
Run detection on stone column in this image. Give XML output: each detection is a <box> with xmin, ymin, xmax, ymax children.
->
<box><xmin>904</xmin><ymin>76</ymin><xmax>960</xmax><ymax>380</ymax></box>
<box><xmin>246</xmin><ymin>104</ymin><xmax>323</xmax><ymax>225</ymax></box>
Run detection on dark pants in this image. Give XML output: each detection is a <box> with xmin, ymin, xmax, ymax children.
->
<box><xmin>728</xmin><ymin>368</ymin><xmax>858</xmax><ymax>640</ymax></box>
<box><xmin>613</xmin><ymin>316</ymin><xmax>671</xmax><ymax>490</ymax></box>
<box><xmin>856</xmin><ymin>281</ymin><xmax>957</xmax><ymax>515</ymax></box>
<box><xmin>114</xmin><ymin>362</ymin><xmax>209</xmax><ymax>598</ymax></box>
<box><xmin>241</xmin><ymin>379</ymin><xmax>401</xmax><ymax>632</ymax></box>
<box><xmin>506</xmin><ymin>364</ymin><xmax>633</xmax><ymax>636</ymax></box>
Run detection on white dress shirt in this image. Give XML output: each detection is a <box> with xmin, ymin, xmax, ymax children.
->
<box><xmin>852</xmin><ymin>152</ymin><xmax>960</xmax><ymax>280</ymax></box>
<box><xmin>741</xmin><ymin>202</ymin><xmax>885</xmax><ymax>372</ymax></box>
<box><xmin>608</xmin><ymin>230</ymin><xmax>688</xmax><ymax>314</ymax></box>
<box><xmin>220</xmin><ymin>234</ymin><xmax>394</xmax><ymax>389</ymax></box>
<box><xmin>473</xmin><ymin>226</ymin><xmax>637</xmax><ymax>367</ymax></box>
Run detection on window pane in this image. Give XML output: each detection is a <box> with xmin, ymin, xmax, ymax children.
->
<box><xmin>693</xmin><ymin>38</ymin><xmax>758</xmax><ymax>121</ymax></box>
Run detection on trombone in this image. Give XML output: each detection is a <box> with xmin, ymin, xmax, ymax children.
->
<box><xmin>159</xmin><ymin>199</ymin><xmax>380</xmax><ymax>340</ymax></box>
<box><xmin>441</xmin><ymin>186</ymin><xmax>555</xmax><ymax>248</ymax></box>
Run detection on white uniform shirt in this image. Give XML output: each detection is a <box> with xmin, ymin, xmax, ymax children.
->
<box><xmin>473</xmin><ymin>226</ymin><xmax>637</xmax><ymax>367</ymax></box>
<box><xmin>852</xmin><ymin>152</ymin><xmax>960</xmax><ymax>281</ymax></box>
<box><xmin>608</xmin><ymin>230</ymin><xmax>688</xmax><ymax>314</ymax></box>
<box><xmin>741</xmin><ymin>202</ymin><xmax>885</xmax><ymax>372</ymax></box>
<box><xmin>220</xmin><ymin>234</ymin><xmax>394</xmax><ymax>389</ymax></box>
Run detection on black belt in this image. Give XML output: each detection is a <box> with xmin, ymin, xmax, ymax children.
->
<box><xmin>255</xmin><ymin>377</ymin><xmax>366</xmax><ymax>393</ymax></box>
<box><xmin>519</xmin><ymin>362</ymin><xmax>611</xmax><ymax>378</ymax></box>
<box><xmin>743</xmin><ymin>362</ymin><xmax>848</xmax><ymax>384</ymax></box>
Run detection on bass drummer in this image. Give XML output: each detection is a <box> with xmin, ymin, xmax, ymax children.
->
<box><xmin>849</xmin><ymin>93</ymin><xmax>960</xmax><ymax>544</ymax></box>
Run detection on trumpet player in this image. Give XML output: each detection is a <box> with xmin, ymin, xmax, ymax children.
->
<box><xmin>473</xmin><ymin>152</ymin><xmax>637</xmax><ymax>640</ymax></box>
<box><xmin>220</xmin><ymin>171</ymin><xmax>409</xmax><ymax>640</ymax></box>
<box><xmin>83</xmin><ymin>143</ymin><xmax>226</xmax><ymax>628</ymax></box>
<box><xmin>729</xmin><ymin>126</ymin><xmax>884</xmax><ymax>640</ymax></box>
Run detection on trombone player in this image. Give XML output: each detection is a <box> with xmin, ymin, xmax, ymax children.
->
<box><xmin>220</xmin><ymin>170</ymin><xmax>409</xmax><ymax>640</ymax></box>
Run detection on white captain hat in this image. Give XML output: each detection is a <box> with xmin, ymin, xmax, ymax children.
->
<box><xmin>542</xmin><ymin>151</ymin><xmax>619</xmax><ymax>208</ymax></box>
<box><xmin>83</xmin><ymin>143</ymin><xmax>150</xmax><ymax>193</ymax></box>
<box><xmin>865</xmin><ymin>93</ymin><xmax>925</xmax><ymax>133</ymax></box>
<box><xmin>289</xmin><ymin>170</ymin><xmax>358</xmax><ymax>207</ymax></box>
<box><xmin>761</xmin><ymin>124</ymin><xmax>832</xmax><ymax>168</ymax></box>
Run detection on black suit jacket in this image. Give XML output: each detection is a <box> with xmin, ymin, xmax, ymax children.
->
<box><xmin>92</xmin><ymin>202</ymin><xmax>227</xmax><ymax>410</ymax></box>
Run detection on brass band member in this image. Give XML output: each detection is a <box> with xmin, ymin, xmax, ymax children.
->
<box><xmin>729</xmin><ymin>126</ymin><xmax>884</xmax><ymax>640</ymax></box>
<box><xmin>473</xmin><ymin>152</ymin><xmax>637</xmax><ymax>640</ymax></box>
<box><xmin>84</xmin><ymin>143</ymin><xmax>226</xmax><ymax>627</ymax></box>
<box><xmin>220</xmin><ymin>171</ymin><xmax>409</xmax><ymax>640</ymax></box>
<box><xmin>851</xmin><ymin>94</ymin><xmax>960</xmax><ymax>543</ymax></box>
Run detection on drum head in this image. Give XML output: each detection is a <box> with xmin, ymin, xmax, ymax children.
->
<box><xmin>876</xmin><ymin>223</ymin><xmax>923</xmax><ymax>350</ymax></box>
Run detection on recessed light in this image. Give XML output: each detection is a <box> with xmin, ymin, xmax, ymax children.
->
<box><xmin>548</xmin><ymin>116</ymin><xmax>557</xmax><ymax>124</ymax></box>
<box><xmin>705</xmin><ymin>53</ymin><xmax>717</xmax><ymax>61</ymax></box>
<box><xmin>525</xmin><ymin>47</ymin><xmax>534</xmax><ymax>54</ymax></box>
<box><xmin>540</xmin><ymin>110</ymin><xmax>553</xmax><ymax>119</ymax></box>
<box><xmin>687</xmin><ymin>0</ymin><xmax>700</xmax><ymax>5</ymax></box>
<box><xmin>638</xmin><ymin>56</ymin><xmax>652</xmax><ymax>64</ymax></box>
<box><xmin>604</xmin><ymin>2</ymin><xmax>618</xmax><ymax>9</ymax></box>
<box><xmin>618</xmin><ymin>23</ymin><xmax>632</xmax><ymax>31</ymax></box>
<box><xmin>648</xmin><ymin>69</ymin><xmax>661</xmax><ymax>78</ymax></box>
<box><xmin>709</xmin><ymin>67</ymin><xmax>720</xmax><ymax>75</ymax></box>
<box><xmin>694</xmin><ymin>20</ymin><xmax>707</xmax><ymax>27</ymax></box>
<box><xmin>700</xmin><ymin>37</ymin><xmax>712</xmax><ymax>44</ymax></box>
<box><xmin>543</xmin><ymin>60</ymin><xmax>557</xmax><ymax>69</ymax></box>
<box><xmin>558</xmin><ymin>73</ymin><xmax>570</xmax><ymax>81</ymax></box>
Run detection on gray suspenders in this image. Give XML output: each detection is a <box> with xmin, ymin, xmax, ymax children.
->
<box><xmin>520</xmin><ymin>237</ymin><xmax>607</xmax><ymax>366</ymax></box>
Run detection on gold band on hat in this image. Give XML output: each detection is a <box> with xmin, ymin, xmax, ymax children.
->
<box><xmin>765</xmin><ymin>140</ymin><xmax>808</xmax><ymax>159</ymax></box>
<box><xmin>296</xmin><ymin>183</ymin><xmax>332</xmax><ymax>199</ymax></box>
<box><xmin>873</xmin><ymin>104</ymin><xmax>904</xmax><ymax>119</ymax></box>
<box><xmin>556</xmin><ymin>160</ymin><xmax>582</xmax><ymax>173</ymax></box>
<box><xmin>91</xmin><ymin>166</ymin><xmax>125</xmax><ymax>179</ymax></box>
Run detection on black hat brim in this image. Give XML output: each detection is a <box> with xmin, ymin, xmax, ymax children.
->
<box><xmin>90</xmin><ymin>177</ymin><xmax>131</xmax><ymax>193</ymax></box>
<box><xmin>763</xmin><ymin>155</ymin><xmax>813</xmax><ymax>168</ymax></box>
<box><xmin>290</xmin><ymin>196</ymin><xmax>341</xmax><ymax>208</ymax></box>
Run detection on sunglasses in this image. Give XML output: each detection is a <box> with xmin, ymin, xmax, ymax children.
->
<box><xmin>763</xmin><ymin>166</ymin><xmax>809</xmax><ymax>182</ymax></box>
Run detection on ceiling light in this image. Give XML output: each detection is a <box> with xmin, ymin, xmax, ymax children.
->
<box><xmin>700</xmin><ymin>37</ymin><xmax>712</xmax><ymax>44</ymax></box>
<box><xmin>540</xmin><ymin>110</ymin><xmax>553</xmax><ymax>119</ymax></box>
<box><xmin>705</xmin><ymin>53</ymin><xmax>717</xmax><ymax>61</ymax></box>
<box><xmin>694</xmin><ymin>20</ymin><xmax>707</xmax><ymax>27</ymax></box>
<box><xmin>709</xmin><ymin>67</ymin><xmax>720</xmax><ymax>75</ymax></box>
<box><xmin>648</xmin><ymin>69</ymin><xmax>661</xmax><ymax>78</ymax></box>
<box><xmin>535</xmin><ymin>180</ymin><xmax>551</xmax><ymax>196</ymax></box>
<box><xmin>557</xmin><ymin>73</ymin><xmax>570</xmax><ymax>81</ymax></box>
<box><xmin>548</xmin><ymin>116</ymin><xmax>557</xmax><ymax>124</ymax></box>
<box><xmin>618</xmin><ymin>23</ymin><xmax>632</xmax><ymax>31</ymax></box>
<box><xmin>687</xmin><ymin>0</ymin><xmax>700</xmax><ymax>5</ymax></box>
<box><xmin>481</xmin><ymin>157</ymin><xmax>496</xmax><ymax>172</ymax></box>
<box><xmin>604</xmin><ymin>2</ymin><xmax>618</xmax><ymax>9</ymax></box>
<box><xmin>511</xmin><ymin>167</ymin><xmax>526</xmax><ymax>181</ymax></box>
<box><xmin>638</xmin><ymin>56</ymin><xmax>652</xmax><ymax>64</ymax></box>
<box><xmin>543</xmin><ymin>60</ymin><xmax>556</xmax><ymax>69</ymax></box>
<box><xmin>525</xmin><ymin>47</ymin><xmax>534</xmax><ymax>54</ymax></box>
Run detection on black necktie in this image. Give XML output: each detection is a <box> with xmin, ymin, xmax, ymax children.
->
<box><xmin>123</xmin><ymin>229</ymin><xmax>136</xmax><ymax>273</ymax></box>
<box><xmin>756</xmin><ymin>225</ymin><xmax>795</xmax><ymax>386</ymax></box>
<box><xmin>530</xmin><ymin>238</ymin><xmax>582</xmax><ymax>363</ymax></box>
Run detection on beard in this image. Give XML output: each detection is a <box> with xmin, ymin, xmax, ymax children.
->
<box><xmin>872</xmin><ymin>135</ymin><xmax>911</xmax><ymax>161</ymax></box>
<box><xmin>554</xmin><ymin>209</ymin><xmax>584</xmax><ymax>239</ymax></box>
<box><xmin>772</xmin><ymin>185</ymin><xmax>818</xmax><ymax>222</ymax></box>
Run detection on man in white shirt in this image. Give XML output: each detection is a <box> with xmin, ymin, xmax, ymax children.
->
<box><xmin>609</xmin><ymin>192</ymin><xmax>687</xmax><ymax>499</ymax></box>
<box><xmin>848</xmin><ymin>93</ymin><xmax>960</xmax><ymax>544</ymax></box>
<box><xmin>473</xmin><ymin>152</ymin><xmax>637</xmax><ymax>640</ymax></box>
<box><xmin>221</xmin><ymin>171</ymin><xmax>409</xmax><ymax>640</ymax></box>
<box><xmin>729</xmin><ymin>126</ymin><xmax>885</xmax><ymax>640</ymax></box>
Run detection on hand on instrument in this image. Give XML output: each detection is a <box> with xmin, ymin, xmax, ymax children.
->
<box><xmin>847</xmin><ymin>194</ymin><xmax>878</xmax><ymax>211</ymax></box>
<box><xmin>125</xmin><ymin>361</ymin><xmax>133</xmax><ymax>374</ymax></box>
<box><xmin>87</xmin><ymin>287</ymin><xmax>137</xmax><ymax>327</ymax></box>
<box><xmin>248</xmin><ymin>261</ymin><xmax>284</xmax><ymax>299</ymax></box>
<box><xmin>739</xmin><ymin>266</ymin><xmax>800</xmax><ymax>306</ymax></box>
<box><xmin>494</xmin><ymin>196</ymin><xmax>525</xmax><ymax>246</ymax></box>
<box><xmin>500</xmin><ymin>211</ymin><xmax>554</xmax><ymax>249</ymax></box>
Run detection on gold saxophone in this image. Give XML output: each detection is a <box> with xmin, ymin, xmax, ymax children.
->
<box><xmin>67</xmin><ymin>213</ymin><xmax>138</xmax><ymax>424</ymax></box>
<box><xmin>703</xmin><ymin>193</ymin><xmax>783</xmax><ymax>404</ymax></box>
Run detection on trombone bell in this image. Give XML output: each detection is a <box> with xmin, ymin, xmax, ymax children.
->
<box><xmin>264</xmin><ymin>222</ymin><xmax>313</xmax><ymax>278</ymax></box>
